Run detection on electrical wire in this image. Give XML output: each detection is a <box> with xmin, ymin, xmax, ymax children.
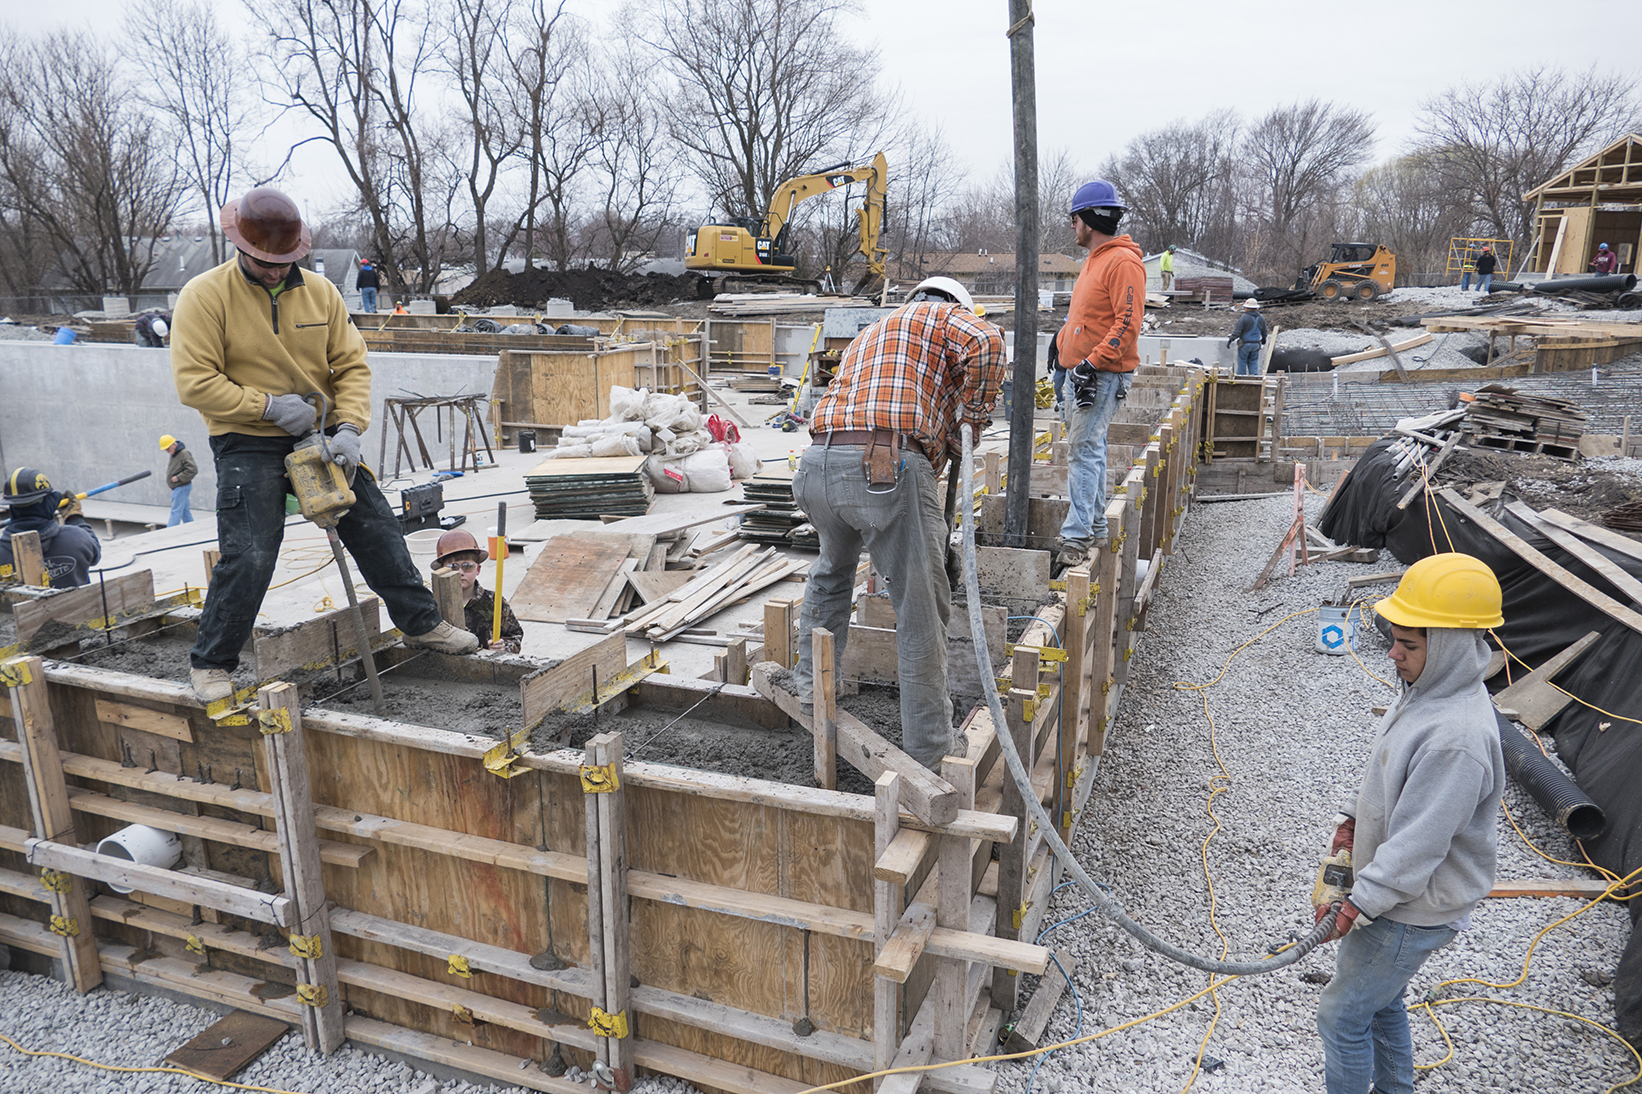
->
<box><xmin>0</xmin><ymin>1031</ymin><xmax>317</xmax><ymax>1094</ymax></box>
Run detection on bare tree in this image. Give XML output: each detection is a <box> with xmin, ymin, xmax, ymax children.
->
<box><xmin>1245</xmin><ymin>98</ymin><xmax>1375</xmax><ymax>273</ymax></box>
<box><xmin>501</xmin><ymin>2</ymin><xmax>595</xmax><ymax>271</ymax></box>
<box><xmin>582</xmin><ymin>44</ymin><xmax>684</xmax><ymax>272</ymax></box>
<box><xmin>0</xmin><ymin>30</ymin><xmax>184</xmax><ymax>296</ymax></box>
<box><xmin>1349</xmin><ymin>156</ymin><xmax>1471</xmax><ymax>283</ymax></box>
<box><xmin>442</xmin><ymin>0</ymin><xmax>523</xmax><ymax>277</ymax></box>
<box><xmin>883</xmin><ymin>122</ymin><xmax>964</xmax><ymax>276</ymax></box>
<box><xmin>625</xmin><ymin>0</ymin><xmax>894</xmax><ymax>223</ymax></box>
<box><xmin>1102</xmin><ymin>110</ymin><xmax>1239</xmax><ymax>255</ymax></box>
<box><xmin>1413</xmin><ymin>66</ymin><xmax>1642</xmax><ymax>248</ymax></box>
<box><xmin>249</xmin><ymin>0</ymin><xmax>456</xmax><ymax>293</ymax></box>
<box><xmin>1036</xmin><ymin>148</ymin><xmax>1087</xmax><ymax>256</ymax></box>
<box><xmin>126</xmin><ymin>0</ymin><xmax>256</xmax><ymax>265</ymax></box>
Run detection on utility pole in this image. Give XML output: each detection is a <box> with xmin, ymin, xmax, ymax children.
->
<box><xmin>1004</xmin><ymin>0</ymin><xmax>1039</xmax><ymax>548</ymax></box>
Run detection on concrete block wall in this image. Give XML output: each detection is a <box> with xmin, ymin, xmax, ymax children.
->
<box><xmin>0</xmin><ymin>342</ymin><xmax>497</xmax><ymax>514</ymax></box>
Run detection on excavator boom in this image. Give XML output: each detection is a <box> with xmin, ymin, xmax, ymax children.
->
<box><xmin>686</xmin><ymin>152</ymin><xmax>888</xmax><ymax>291</ymax></box>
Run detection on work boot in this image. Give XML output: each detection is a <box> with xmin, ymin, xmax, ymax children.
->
<box><xmin>404</xmin><ymin>619</ymin><xmax>480</xmax><ymax>654</ymax></box>
<box><xmin>190</xmin><ymin>668</ymin><xmax>234</xmax><ymax>704</ymax></box>
<box><xmin>1054</xmin><ymin>538</ymin><xmax>1089</xmax><ymax>570</ymax></box>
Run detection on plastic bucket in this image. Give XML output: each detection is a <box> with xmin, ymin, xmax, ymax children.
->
<box><xmin>406</xmin><ymin>528</ymin><xmax>445</xmax><ymax>573</ymax></box>
<box><xmin>517</xmin><ymin>429</ymin><xmax>537</xmax><ymax>454</ymax></box>
<box><xmin>1315</xmin><ymin>602</ymin><xmax>1358</xmax><ymax>655</ymax></box>
<box><xmin>96</xmin><ymin>824</ymin><xmax>183</xmax><ymax>893</ymax></box>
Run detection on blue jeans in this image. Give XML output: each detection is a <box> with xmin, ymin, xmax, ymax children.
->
<box><xmin>1059</xmin><ymin>370</ymin><xmax>1133</xmax><ymax>547</ymax></box>
<box><xmin>1236</xmin><ymin>342</ymin><xmax>1262</xmax><ymax>376</ymax></box>
<box><xmin>1460</xmin><ymin>271</ymin><xmax>1471</xmax><ymax>290</ymax></box>
<box><xmin>360</xmin><ymin>287</ymin><xmax>378</xmax><ymax>312</ymax></box>
<box><xmin>1318</xmin><ymin>916</ymin><xmax>1456</xmax><ymax>1094</ymax></box>
<box><xmin>168</xmin><ymin>484</ymin><xmax>194</xmax><ymax>526</ymax></box>
<box><xmin>791</xmin><ymin>443</ymin><xmax>954</xmax><ymax>769</ymax></box>
<box><xmin>1476</xmin><ymin>273</ymin><xmax>1492</xmax><ymax>294</ymax></box>
<box><xmin>190</xmin><ymin>432</ymin><xmax>440</xmax><ymax>671</ymax></box>
<box><xmin>1052</xmin><ymin>365</ymin><xmax>1067</xmax><ymax>404</ymax></box>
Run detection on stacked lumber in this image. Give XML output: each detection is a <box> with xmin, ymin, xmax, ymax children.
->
<box><xmin>523</xmin><ymin>455</ymin><xmax>654</xmax><ymax>519</ymax></box>
<box><xmin>1173</xmin><ymin>276</ymin><xmax>1234</xmax><ymax>304</ymax></box>
<box><xmin>1461</xmin><ymin>384</ymin><xmax>1586</xmax><ymax>460</ymax></box>
<box><xmin>736</xmin><ymin>471</ymin><xmax>819</xmax><ymax>550</ymax></box>
<box><xmin>623</xmin><ymin>545</ymin><xmax>806</xmax><ymax>641</ymax></box>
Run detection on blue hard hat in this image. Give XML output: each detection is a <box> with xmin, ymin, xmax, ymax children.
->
<box><xmin>1599</xmin><ymin>242</ymin><xmax>1609</xmax><ymax>249</ymax></box>
<box><xmin>1070</xmin><ymin>179</ymin><xmax>1126</xmax><ymax>215</ymax></box>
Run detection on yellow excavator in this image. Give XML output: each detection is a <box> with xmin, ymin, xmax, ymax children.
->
<box><xmin>685</xmin><ymin>152</ymin><xmax>888</xmax><ymax>294</ymax></box>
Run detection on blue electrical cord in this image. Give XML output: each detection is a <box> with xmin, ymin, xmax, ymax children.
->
<box><xmin>1026</xmin><ymin>880</ymin><xmax>1088</xmax><ymax>1093</ymax></box>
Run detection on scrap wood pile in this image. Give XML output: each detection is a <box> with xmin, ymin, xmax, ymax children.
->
<box><xmin>621</xmin><ymin>544</ymin><xmax>805</xmax><ymax>641</ymax></box>
<box><xmin>1461</xmin><ymin>384</ymin><xmax>1586</xmax><ymax>460</ymax></box>
<box><xmin>511</xmin><ymin>521</ymin><xmax>748</xmax><ymax>628</ymax></box>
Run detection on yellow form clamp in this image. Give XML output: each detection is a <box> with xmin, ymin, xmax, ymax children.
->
<box><xmin>580</xmin><ymin>763</ymin><xmax>620</xmax><ymax>793</ymax></box>
<box><xmin>39</xmin><ymin>869</ymin><xmax>71</xmax><ymax>894</ymax></box>
<box><xmin>1</xmin><ymin>658</ymin><xmax>34</xmax><ymax>688</ymax></box>
<box><xmin>289</xmin><ymin>934</ymin><xmax>323</xmax><ymax>959</ymax></box>
<box><xmin>448</xmin><ymin>954</ymin><xmax>472</xmax><ymax>978</ymax></box>
<box><xmin>186</xmin><ymin>934</ymin><xmax>208</xmax><ymax>958</ymax></box>
<box><xmin>589</xmin><ymin>1007</ymin><xmax>630</xmax><ymax>1039</ymax></box>
<box><xmin>257</xmin><ymin>708</ymin><xmax>294</xmax><ymax>735</ymax></box>
<box><xmin>297</xmin><ymin>984</ymin><xmax>329</xmax><ymax>1008</ymax></box>
<box><xmin>1006</xmin><ymin>644</ymin><xmax>1068</xmax><ymax>663</ymax></box>
<box><xmin>49</xmin><ymin>915</ymin><xmax>79</xmax><ymax>938</ymax></box>
<box><xmin>483</xmin><ymin>725</ymin><xmax>533</xmax><ymax>779</ymax></box>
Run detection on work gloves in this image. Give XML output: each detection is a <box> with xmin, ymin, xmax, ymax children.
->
<box><xmin>264</xmin><ymin>393</ymin><xmax>318</xmax><ymax>436</ymax></box>
<box><xmin>328</xmin><ymin>424</ymin><xmax>363</xmax><ymax>483</ymax></box>
<box><xmin>1315</xmin><ymin>899</ymin><xmax>1364</xmax><ymax>942</ymax></box>
<box><xmin>1069</xmin><ymin>359</ymin><xmax>1101</xmax><ymax>409</ymax></box>
<box><xmin>1331</xmin><ymin>816</ymin><xmax>1356</xmax><ymax>856</ymax></box>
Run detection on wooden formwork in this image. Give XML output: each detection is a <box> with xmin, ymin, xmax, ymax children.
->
<box><xmin>491</xmin><ymin>338</ymin><xmax>709</xmax><ymax>446</ymax></box>
<box><xmin>0</xmin><ymin>367</ymin><xmax>1207</xmax><ymax>1092</ymax></box>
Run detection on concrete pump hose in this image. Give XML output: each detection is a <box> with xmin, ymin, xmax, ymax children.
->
<box><xmin>957</xmin><ymin>424</ymin><xmax>1335</xmax><ymax>975</ymax></box>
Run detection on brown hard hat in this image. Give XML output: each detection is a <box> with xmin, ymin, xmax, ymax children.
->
<box><xmin>433</xmin><ymin>528</ymin><xmax>484</xmax><ymax>568</ymax></box>
<box><xmin>221</xmin><ymin>186</ymin><xmax>312</xmax><ymax>264</ymax></box>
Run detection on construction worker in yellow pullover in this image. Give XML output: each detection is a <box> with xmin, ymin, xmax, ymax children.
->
<box><xmin>170</xmin><ymin>186</ymin><xmax>478</xmax><ymax>704</ymax></box>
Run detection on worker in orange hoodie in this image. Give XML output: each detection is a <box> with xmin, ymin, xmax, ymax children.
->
<box><xmin>1055</xmin><ymin>180</ymin><xmax>1146</xmax><ymax>570</ymax></box>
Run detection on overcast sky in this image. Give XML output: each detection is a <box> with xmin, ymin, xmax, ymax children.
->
<box><xmin>9</xmin><ymin>0</ymin><xmax>1641</xmax><ymax>214</ymax></box>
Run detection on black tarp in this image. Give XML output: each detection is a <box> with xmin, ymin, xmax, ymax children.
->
<box><xmin>1320</xmin><ymin>439</ymin><xmax>1642</xmax><ymax>1047</ymax></box>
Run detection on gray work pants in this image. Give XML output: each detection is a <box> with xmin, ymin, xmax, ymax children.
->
<box><xmin>791</xmin><ymin>443</ymin><xmax>954</xmax><ymax>770</ymax></box>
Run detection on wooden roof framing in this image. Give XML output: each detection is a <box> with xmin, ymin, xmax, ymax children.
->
<box><xmin>1524</xmin><ymin>133</ymin><xmax>1642</xmax><ymax>204</ymax></box>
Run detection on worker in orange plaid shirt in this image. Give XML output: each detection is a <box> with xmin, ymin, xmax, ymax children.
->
<box><xmin>792</xmin><ymin>276</ymin><xmax>1005</xmax><ymax>770</ymax></box>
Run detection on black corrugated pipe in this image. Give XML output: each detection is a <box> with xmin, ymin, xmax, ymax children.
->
<box><xmin>1525</xmin><ymin>274</ymin><xmax>1638</xmax><ymax>295</ymax></box>
<box><xmin>1496</xmin><ymin>711</ymin><xmax>1607</xmax><ymax>841</ymax></box>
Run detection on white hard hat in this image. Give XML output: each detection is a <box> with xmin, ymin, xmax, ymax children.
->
<box><xmin>1243</xmin><ymin>298</ymin><xmax>1260</xmax><ymax>309</ymax></box>
<box><xmin>152</xmin><ymin>317</ymin><xmax>169</xmax><ymax>337</ymax></box>
<box><xmin>909</xmin><ymin>276</ymin><xmax>981</xmax><ymax>316</ymax></box>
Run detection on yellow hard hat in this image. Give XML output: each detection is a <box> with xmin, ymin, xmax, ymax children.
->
<box><xmin>1375</xmin><ymin>553</ymin><xmax>1503</xmax><ymax>629</ymax></box>
<box><xmin>159</xmin><ymin>435</ymin><xmax>176</xmax><ymax>449</ymax></box>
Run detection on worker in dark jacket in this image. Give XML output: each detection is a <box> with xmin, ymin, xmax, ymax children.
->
<box><xmin>160</xmin><ymin>435</ymin><xmax>198</xmax><ymax>526</ymax></box>
<box><xmin>430</xmin><ymin>529</ymin><xmax>523</xmax><ymax>654</ymax></box>
<box><xmin>1472</xmin><ymin>247</ymin><xmax>1497</xmax><ymax>294</ymax></box>
<box><xmin>0</xmin><ymin>467</ymin><xmax>101</xmax><ymax>587</ymax></box>
<box><xmin>356</xmin><ymin>259</ymin><xmax>380</xmax><ymax>312</ymax></box>
<box><xmin>1226</xmin><ymin>299</ymin><xmax>1268</xmax><ymax>376</ymax></box>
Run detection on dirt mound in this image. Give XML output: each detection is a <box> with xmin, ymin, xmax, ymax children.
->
<box><xmin>451</xmin><ymin>266</ymin><xmax>709</xmax><ymax>311</ymax></box>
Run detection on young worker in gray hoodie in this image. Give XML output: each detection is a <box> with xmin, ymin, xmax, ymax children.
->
<box><xmin>1314</xmin><ymin>552</ymin><xmax>1506</xmax><ymax>1094</ymax></box>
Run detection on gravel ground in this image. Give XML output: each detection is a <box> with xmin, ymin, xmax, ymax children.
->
<box><xmin>0</xmin><ymin>322</ymin><xmax>56</xmax><ymax>341</ymax></box>
<box><xmin>0</xmin><ymin>970</ymin><xmax>702</xmax><ymax>1093</ymax></box>
<box><xmin>992</xmin><ymin>491</ymin><xmax>1637</xmax><ymax>1094</ymax></box>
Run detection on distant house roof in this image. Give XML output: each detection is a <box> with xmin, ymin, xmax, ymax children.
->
<box><xmin>42</xmin><ymin>238</ymin><xmax>362</xmax><ymax>295</ymax></box>
<box><xmin>1143</xmin><ymin>247</ymin><xmax>1257</xmax><ymax>293</ymax></box>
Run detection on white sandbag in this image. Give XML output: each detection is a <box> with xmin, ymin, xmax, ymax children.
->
<box><xmin>726</xmin><ymin>441</ymin><xmax>762</xmax><ymax>480</ymax></box>
<box><xmin>544</xmin><ymin>443</ymin><xmax>594</xmax><ymax>459</ymax></box>
<box><xmin>675</xmin><ymin>446</ymin><xmax>732</xmax><ymax>492</ymax></box>
<box><xmin>642</xmin><ymin>454</ymin><xmax>690</xmax><ymax>494</ymax></box>
<box><xmin>608</xmin><ymin>385</ymin><xmax>647</xmax><ymax>421</ymax></box>
<box><xmin>589</xmin><ymin>433</ymin><xmax>642</xmax><ymax>457</ymax></box>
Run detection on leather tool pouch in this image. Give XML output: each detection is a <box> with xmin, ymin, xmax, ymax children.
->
<box><xmin>863</xmin><ymin>432</ymin><xmax>900</xmax><ymax>487</ymax></box>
